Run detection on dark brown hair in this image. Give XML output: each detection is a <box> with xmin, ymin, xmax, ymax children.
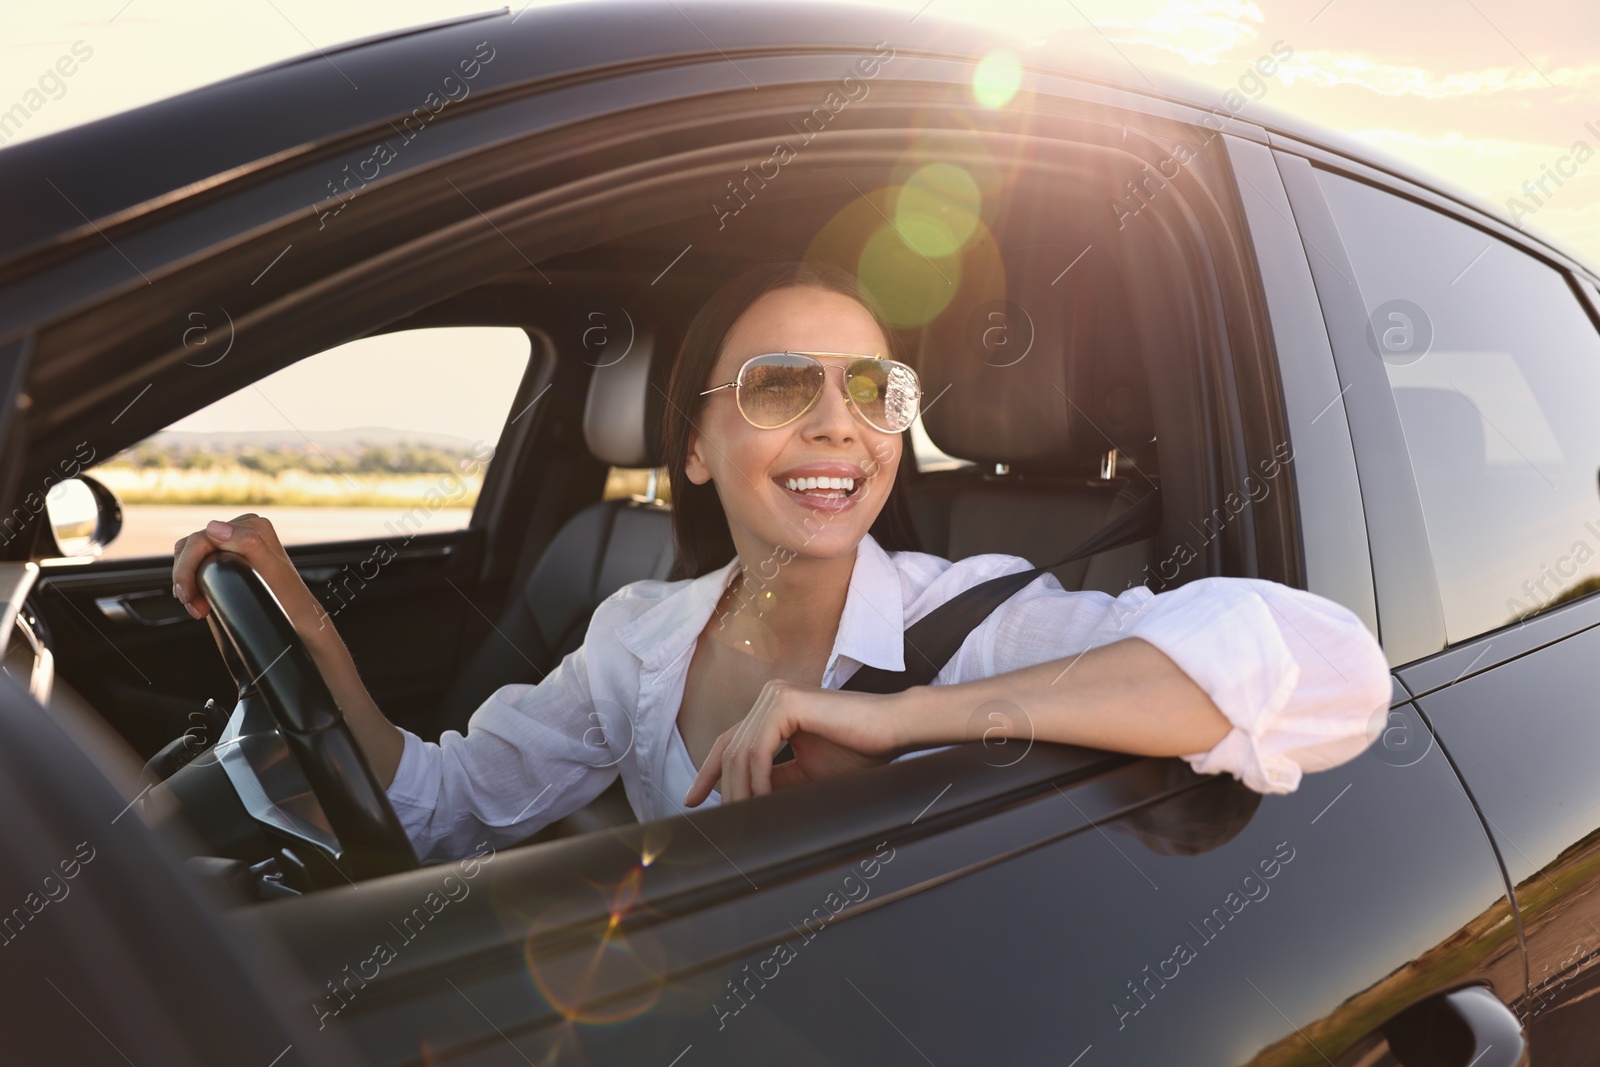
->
<box><xmin>659</xmin><ymin>260</ymin><xmax>924</xmax><ymax>580</ymax></box>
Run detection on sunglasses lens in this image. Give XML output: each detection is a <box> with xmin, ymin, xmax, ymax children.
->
<box><xmin>848</xmin><ymin>359</ymin><xmax>920</xmax><ymax>432</ymax></box>
<box><xmin>738</xmin><ymin>354</ymin><xmax>825</xmax><ymax>427</ymax></box>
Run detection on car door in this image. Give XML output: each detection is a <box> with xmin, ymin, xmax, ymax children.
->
<box><xmin>29</xmin><ymin>321</ymin><xmax>549</xmax><ymax>760</ymax></box>
<box><xmin>1274</xmin><ymin>137</ymin><xmax>1600</xmax><ymax>1063</ymax></box>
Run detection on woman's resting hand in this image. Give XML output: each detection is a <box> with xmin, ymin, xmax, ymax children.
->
<box><xmin>684</xmin><ymin>681</ymin><xmax>906</xmax><ymax>806</ymax></box>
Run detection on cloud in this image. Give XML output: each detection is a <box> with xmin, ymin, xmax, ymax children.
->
<box><xmin>1348</xmin><ymin>128</ymin><xmax>1570</xmax><ymax>161</ymax></box>
<box><xmin>1344</xmin><ymin>127</ymin><xmax>1598</xmax><ymax>200</ymax></box>
<box><xmin>1282</xmin><ymin>51</ymin><xmax>1600</xmax><ymax>98</ymax></box>
<box><xmin>1096</xmin><ymin>0</ymin><xmax>1265</xmax><ymax>67</ymax></box>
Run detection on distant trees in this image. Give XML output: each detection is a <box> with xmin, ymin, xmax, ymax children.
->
<box><xmin>104</xmin><ymin>441</ymin><xmax>474</xmax><ymax>475</ymax></box>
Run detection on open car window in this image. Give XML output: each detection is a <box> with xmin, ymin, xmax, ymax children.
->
<box><xmin>88</xmin><ymin>326</ymin><xmax>531</xmax><ymax>558</ymax></box>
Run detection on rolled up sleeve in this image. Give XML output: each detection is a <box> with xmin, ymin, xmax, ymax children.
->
<box><xmin>1124</xmin><ymin>577</ymin><xmax>1389</xmax><ymax>793</ymax></box>
<box><xmin>963</xmin><ymin>566</ymin><xmax>1390</xmax><ymax>795</ymax></box>
<box><xmin>386</xmin><ymin>726</ymin><xmax>436</xmax><ymax>810</ymax></box>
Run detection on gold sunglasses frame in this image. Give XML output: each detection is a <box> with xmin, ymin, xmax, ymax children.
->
<box><xmin>698</xmin><ymin>350</ymin><xmax>924</xmax><ymax>434</ymax></box>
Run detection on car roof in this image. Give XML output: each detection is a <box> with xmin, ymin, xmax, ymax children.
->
<box><xmin>0</xmin><ymin>0</ymin><xmax>1588</xmax><ymax>276</ymax></box>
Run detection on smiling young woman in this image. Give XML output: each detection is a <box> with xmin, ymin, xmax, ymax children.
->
<box><xmin>658</xmin><ymin>262</ymin><xmax>929</xmax><ymax>775</ymax></box>
<box><xmin>171</xmin><ymin>259</ymin><xmax>1391</xmax><ymax>865</ymax></box>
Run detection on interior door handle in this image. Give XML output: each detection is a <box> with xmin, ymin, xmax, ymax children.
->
<box><xmin>95</xmin><ymin>590</ymin><xmax>191</xmax><ymax>626</ymax></box>
<box><xmin>1384</xmin><ymin>985</ymin><xmax>1529</xmax><ymax>1067</ymax></box>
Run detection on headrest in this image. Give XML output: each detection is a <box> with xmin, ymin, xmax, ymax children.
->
<box><xmin>912</xmin><ymin>243</ymin><xmax>1154</xmax><ymax>472</ymax></box>
<box><xmin>583</xmin><ymin>330</ymin><xmax>663</xmax><ymax>468</ymax></box>
<box><xmin>1393</xmin><ymin>386</ymin><xmax>1486</xmax><ymax>471</ymax></box>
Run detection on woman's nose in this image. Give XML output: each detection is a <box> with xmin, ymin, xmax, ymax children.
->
<box><xmin>802</xmin><ymin>364</ymin><xmax>861</xmax><ymax>438</ymax></box>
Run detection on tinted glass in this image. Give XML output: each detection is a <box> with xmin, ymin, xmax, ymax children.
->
<box><xmin>1316</xmin><ymin>168</ymin><xmax>1600</xmax><ymax>642</ymax></box>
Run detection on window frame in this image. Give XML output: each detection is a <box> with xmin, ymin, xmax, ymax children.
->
<box><xmin>1221</xmin><ymin>135</ymin><xmax>1376</xmax><ymax>640</ymax></box>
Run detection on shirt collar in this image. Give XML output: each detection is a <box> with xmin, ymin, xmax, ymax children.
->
<box><xmin>616</xmin><ymin>555</ymin><xmax>739</xmax><ymax>668</ymax></box>
<box><xmin>616</xmin><ymin>531</ymin><xmax>906</xmax><ymax>675</ymax></box>
<box><xmin>832</xmin><ymin>531</ymin><xmax>906</xmax><ymax>674</ymax></box>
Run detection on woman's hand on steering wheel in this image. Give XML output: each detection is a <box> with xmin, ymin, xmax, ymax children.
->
<box><xmin>172</xmin><ymin>514</ymin><xmax>323</xmax><ymax>633</ymax></box>
<box><xmin>683</xmin><ymin>680</ymin><xmax>908</xmax><ymax>806</ymax></box>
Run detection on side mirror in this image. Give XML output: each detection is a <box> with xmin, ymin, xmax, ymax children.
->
<box><xmin>43</xmin><ymin>475</ymin><xmax>123</xmax><ymax>558</ymax></box>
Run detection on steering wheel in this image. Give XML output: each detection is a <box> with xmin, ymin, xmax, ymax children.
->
<box><xmin>196</xmin><ymin>554</ymin><xmax>418</xmax><ymax>880</ymax></box>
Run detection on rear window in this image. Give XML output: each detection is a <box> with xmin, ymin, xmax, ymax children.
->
<box><xmin>1316</xmin><ymin>168</ymin><xmax>1600</xmax><ymax>642</ymax></box>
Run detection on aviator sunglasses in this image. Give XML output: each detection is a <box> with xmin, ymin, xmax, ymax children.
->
<box><xmin>699</xmin><ymin>351</ymin><xmax>923</xmax><ymax>434</ymax></box>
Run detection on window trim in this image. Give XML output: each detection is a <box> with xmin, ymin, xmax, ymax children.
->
<box><xmin>1273</xmin><ymin>151</ymin><xmax>1446</xmax><ymax>668</ymax></box>
<box><xmin>1221</xmin><ymin>135</ymin><xmax>1376</xmax><ymax>639</ymax></box>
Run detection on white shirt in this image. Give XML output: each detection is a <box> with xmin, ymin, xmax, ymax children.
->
<box><xmin>385</xmin><ymin>532</ymin><xmax>1390</xmax><ymax>864</ymax></box>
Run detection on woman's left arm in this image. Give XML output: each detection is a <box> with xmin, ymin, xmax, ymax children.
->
<box><xmin>685</xmin><ymin>577</ymin><xmax>1392</xmax><ymax>805</ymax></box>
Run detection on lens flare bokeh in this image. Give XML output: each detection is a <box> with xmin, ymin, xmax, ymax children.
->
<box><xmin>973</xmin><ymin>48</ymin><xmax>1023</xmax><ymax>109</ymax></box>
<box><xmin>512</xmin><ymin>824</ymin><xmax>687</xmax><ymax>1031</ymax></box>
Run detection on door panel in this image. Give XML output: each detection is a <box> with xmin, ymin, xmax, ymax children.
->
<box><xmin>1409</xmin><ymin>624</ymin><xmax>1600</xmax><ymax>1058</ymax></box>
<box><xmin>564</xmin><ymin>726</ymin><xmax>1512</xmax><ymax>1065</ymax></box>
<box><xmin>240</xmin><ymin>718</ymin><xmax>1515</xmax><ymax>1066</ymax></box>
<box><xmin>34</xmin><ymin>528</ymin><xmax>481</xmax><ymax>757</ymax></box>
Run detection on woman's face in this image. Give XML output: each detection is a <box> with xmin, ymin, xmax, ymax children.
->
<box><xmin>685</xmin><ymin>285</ymin><xmax>903</xmax><ymax>564</ymax></box>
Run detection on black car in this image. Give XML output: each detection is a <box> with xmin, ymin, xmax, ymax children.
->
<box><xmin>3</xmin><ymin>3</ymin><xmax>1598</xmax><ymax>1064</ymax></box>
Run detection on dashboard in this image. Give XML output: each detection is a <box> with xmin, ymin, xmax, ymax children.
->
<box><xmin>2</xmin><ymin>560</ymin><xmax>338</xmax><ymax>897</ymax></box>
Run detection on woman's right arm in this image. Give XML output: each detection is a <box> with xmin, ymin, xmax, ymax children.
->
<box><xmin>171</xmin><ymin>514</ymin><xmax>405</xmax><ymax>789</ymax></box>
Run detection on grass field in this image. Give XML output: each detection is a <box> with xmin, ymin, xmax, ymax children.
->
<box><xmin>93</xmin><ymin>465</ymin><xmax>483</xmax><ymax>508</ymax></box>
<box><xmin>86</xmin><ymin>461</ymin><xmax>670</xmax><ymax>560</ymax></box>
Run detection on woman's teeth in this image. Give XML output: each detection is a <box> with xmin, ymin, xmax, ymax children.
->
<box><xmin>784</xmin><ymin>476</ymin><xmax>856</xmax><ymax>496</ymax></box>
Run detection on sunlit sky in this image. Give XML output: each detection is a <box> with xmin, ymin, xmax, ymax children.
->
<box><xmin>164</xmin><ymin>327</ymin><xmax>531</xmax><ymax>441</ymax></box>
<box><xmin>7</xmin><ymin>0</ymin><xmax>1600</xmax><ymax>439</ymax></box>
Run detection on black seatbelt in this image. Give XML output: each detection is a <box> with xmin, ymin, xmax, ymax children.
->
<box><xmin>839</xmin><ymin>484</ymin><xmax>1162</xmax><ymax>695</ymax></box>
